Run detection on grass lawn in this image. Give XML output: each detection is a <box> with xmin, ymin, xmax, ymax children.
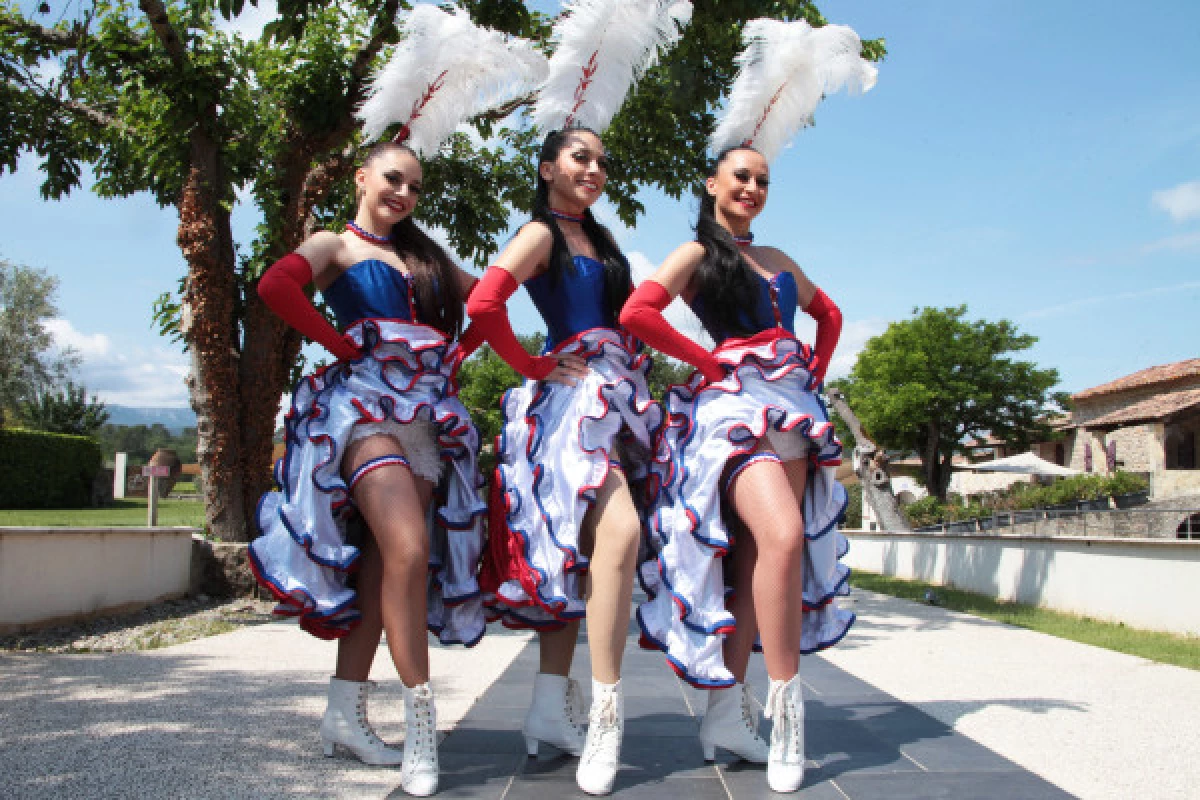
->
<box><xmin>851</xmin><ymin>570</ymin><xmax>1200</xmax><ymax>671</ymax></box>
<box><xmin>0</xmin><ymin>498</ymin><xmax>205</xmax><ymax>528</ymax></box>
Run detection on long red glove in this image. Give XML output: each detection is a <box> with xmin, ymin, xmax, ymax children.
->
<box><xmin>619</xmin><ymin>280</ymin><xmax>724</xmax><ymax>383</ymax></box>
<box><xmin>804</xmin><ymin>287</ymin><xmax>842</xmax><ymax>384</ymax></box>
<box><xmin>257</xmin><ymin>252</ymin><xmax>360</xmax><ymax>362</ymax></box>
<box><xmin>465</xmin><ymin>267</ymin><xmax>556</xmax><ymax>380</ymax></box>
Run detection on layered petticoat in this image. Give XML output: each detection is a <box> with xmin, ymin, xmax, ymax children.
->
<box><xmin>637</xmin><ymin>329</ymin><xmax>854</xmax><ymax>687</ymax></box>
<box><xmin>480</xmin><ymin>328</ymin><xmax>664</xmax><ymax>630</ymax></box>
<box><xmin>249</xmin><ymin>318</ymin><xmax>486</xmax><ymax>644</ymax></box>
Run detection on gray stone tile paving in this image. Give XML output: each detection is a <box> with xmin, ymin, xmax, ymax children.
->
<box><xmin>442</xmin><ymin>624</ymin><xmax>1078</xmax><ymax>799</ymax></box>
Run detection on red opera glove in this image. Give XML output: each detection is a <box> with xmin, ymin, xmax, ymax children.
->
<box><xmin>804</xmin><ymin>287</ymin><xmax>842</xmax><ymax>385</ymax></box>
<box><xmin>619</xmin><ymin>280</ymin><xmax>724</xmax><ymax>383</ymax></box>
<box><xmin>465</xmin><ymin>267</ymin><xmax>556</xmax><ymax>380</ymax></box>
<box><xmin>257</xmin><ymin>253</ymin><xmax>360</xmax><ymax>362</ymax></box>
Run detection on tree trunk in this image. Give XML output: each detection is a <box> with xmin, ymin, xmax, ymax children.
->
<box><xmin>179</xmin><ymin>158</ymin><xmax>246</xmax><ymax>541</ymax></box>
<box><xmin>826</xmin><ymin>390</ymin><xmax>911</xmax><ymax>531</ymax></box>
<box><xmin>238</xmin><ymin>291</ymin><xmax>303</xmax><ymax>538</ymax></box>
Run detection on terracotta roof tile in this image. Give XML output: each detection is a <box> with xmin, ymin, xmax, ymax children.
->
<box><xmin>1074</xmin><ymin>358</ymin><xmax>1200</xmax><ymax>401</ymax></box>
<box><xmin>1083</xmin><ymin>387</ymin><xmax>1200</xmax><ymax>429</ymax></box>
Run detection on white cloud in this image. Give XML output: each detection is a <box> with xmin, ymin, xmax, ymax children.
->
<box><xmin>825</xmin><ymin>317</ymin><xmax>889</xmax><ymax>381</ymax></box>
<box><xmin>1024</xmin><ymin>280</ymin><xmax>1200</xmax><ymax>320</ymax></box>
<box><xmin>214</xmin><ymin>0</ymin><xmax>279</xmax><ymax>40</ymax></box>
<box><xmin>1141</xmin><ymin>230</ymin><xmax>1200</xmax><ymax>254</ymax></box>
<box><xmin>593</xmin><ymin>201</ymin><xmax>636</xmax><ymax>249</ymax></box>
<box><xmin>48</xmin><ymin>319</ymin><xmax>191</xmax><ymax>407</ymax></box>
<box><xmin>1152</xmin><ymin>180</ymin><xmax>1200</xmax><ymax>223</ymax></box>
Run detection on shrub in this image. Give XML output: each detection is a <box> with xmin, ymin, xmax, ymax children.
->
<box><xmin>904</xmin><ymin>495</ymin><xmax>945</xmax><ymax>527</ymax></box>
<box><xmin>0</xmin><ymin>428</ymin><xmax>104</xmax><ymax>509</ymax></box>
<box><xmin>1105</xmin><ymin>470</ymin><xmax>1149</xmax><ymax>496</ymax></box>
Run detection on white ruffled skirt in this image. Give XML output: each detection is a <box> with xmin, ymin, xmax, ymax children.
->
<box><xmin>249</xmin><ymin>319</ymin><xmax>486</xmax><ymax>645</ymax></box>
<box><xmin>480</xmin><ymin>328</ymin><xmax>664</xmax><ymax>629</ymax></box>
<box><xmin>637</xmin><ymin>330</ymin><xmax>854</xmax><ymax>687</ymax></box>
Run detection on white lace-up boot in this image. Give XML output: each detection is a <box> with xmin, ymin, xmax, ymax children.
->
<box><xmin>698</xmin><ymin>682</ymin><xmax>769</xmax><ymax>763</ymax></box>
<box><xmin>319</xmin><ymin>677</ymin><xmax>404</xmax><ymax>765</ymax></box>
<box><xmin>764</xmin><ymin>674</ymin><xmax>805</xmax><ymax>793</ymax></box>
<box><xmin>575</xmin><ymin>679</ymin><xmax>623</xmax><ymax>795</ymax></box>
<box><xmin>523</xmin><ymin>672</ymin><xmax>587</xmax><ymax>757</ymax></box>
<box><xmin>400</xmin><ymin>682</ymin><xmax>439</xmax><ymax>797</ymax></box>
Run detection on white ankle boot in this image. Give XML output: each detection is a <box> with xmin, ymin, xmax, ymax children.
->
<box><xmin>523</xmin><ymin>672</ymin><xmax>587</xmax><ymax>757</ymax></box>
<box><xmin>764</xmin><ymin>675</ymin><xmax>805</xmax><ymax>793</ymax></box>
<box><xmin>400</xmin><ymin>682</ymin><xmax>439</xmax><ymax>797</ymax></box>
<box><xmin>698</xmin><ymin>682</ymin><xmax>769</xmax><ymax>763</ymax></box>
<box><xmin>576</xmin><ymin>679</ymin><xmax>623</xmax><ymax>795</ymax></box>
<box><xmin>319</xmin><ymin>677</ymin><xmax>404</xmax><ymax>766</ymax></box>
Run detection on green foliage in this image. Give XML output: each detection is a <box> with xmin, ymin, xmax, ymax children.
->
<box><xmin>842</xmin><ymin>482</ymin><xmax>862</xmax><ymax>528</ymax></box>
<box><xmin>644</xmin><ymin>356</ymin><xmax>693</xmax><ymax>407</ymax></box>
<box><xmin>838</xmin><ymin>306</ymin><xmax>1059</xmax><ymax>502</ymax></box>
<box><xmin>20</xmin><ymin>381</ymin><xmax>110</xmax><ymax>436</ymax></box>
<box><xmin>0</xmin><ymin>428</ymin><xmax>104</xmax><ymax>509</ymax></box>
<box><xmin>905</xmin><ymin>471</ymin><xmax>1152</xmax><ymax>527</ymax></box>
<box><xmin>457</xmin><ymin>343</ymin><xmax>524</xmax><ymax>457</ymax></box>
<box><xmin>0</xmin><ymin>257</ymin><xmax>78</xmax><ymax>418</ymax></box>
<box><xmin>94</xmin><ymin>424</ymin><xmax>198</xmax><ymax>463</ymax></box>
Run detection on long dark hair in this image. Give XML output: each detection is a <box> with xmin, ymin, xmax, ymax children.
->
<box><xmin>691</xmin><ymin>146</ymin><xmax>761</xmax><ymax>339</ymax></box>
<box><xmin>530</xmin><ymin>128</ymin><xmax>631</xmax><ymax>327</ymax></box>
<box><xmin>361</xmin><ymin>141</ymin><xmax>464</xmax><ymax>338</ymax></box>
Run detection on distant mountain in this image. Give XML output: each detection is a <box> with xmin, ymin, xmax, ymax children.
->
<box><xmin>106</xmin><ymin>405</ymin><xmax>197</xmax><ymax>433</ymax></box>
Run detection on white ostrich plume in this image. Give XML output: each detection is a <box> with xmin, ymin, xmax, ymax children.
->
<box><xmin>532</xmin><ymin>0</ymin><xmax>693</xmax><ymax>133</ymax></box>
<box><xmin>358</xmin><ymin>5</ymin><xmax>548</xmax><ymax>156</ymax></box>
<box><xmin>709</xmin><ymin>17</ymin><xmax>877</xmax><ymax>162</ymax></box>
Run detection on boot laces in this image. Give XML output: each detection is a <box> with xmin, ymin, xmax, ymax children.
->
<box><xmin>739</xmin><ymin>684</ymin><xmax>762</xmax><ymax>732</ymax></box>
<box><xmin>584</xmin><ymin>692</ymin><xmax>620</xmax><ymax>764</ymax></box>
<box><xmin>565</xmin><ymin>678</ymin><xmax>587</xmax><ymax>734</ymax></box>
<box><xmin>765</xmin><ymin>682</ymin><xmax>802</xmax><ymax>759</ymax></box>
<box><xmin>405</xmin><ymin>686</ymin><xmax>437</xmax><ymax>769</ymax></box>
<box><xmin>355</xmin><ymin>683</ymin><xmax>386</xmax><ymax>747</ymax></box>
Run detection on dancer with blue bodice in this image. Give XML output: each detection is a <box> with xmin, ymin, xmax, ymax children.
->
<box><xmin>251</xmin><ymin>141</ymin><xmax>486</xmax><ymax>796</ymax></box>
<box><xmin>470</xmin><ymin>127</ymin><xmax>663</xmax><ymax>796</ymax></box>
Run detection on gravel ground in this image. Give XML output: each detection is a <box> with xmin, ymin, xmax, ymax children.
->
<box><xmin>0</xmin><ymin>595</ymin><xmax>276</xmax><ymax>653</ymax></box>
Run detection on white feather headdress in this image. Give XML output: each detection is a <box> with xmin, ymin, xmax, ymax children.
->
<box><xmin>709</xmin><ymin>18</ymin><xmax>877</xmax><ymax>162</ymax></box>
<box><xmin>357</xmin><ymin>5</ymin><xmax>548</xmax><ymax>156</ymax></box>
<box><xmin>532</xmin><ymin>0</ymin><xmax>693</xmax><ymax>133</ymax></box>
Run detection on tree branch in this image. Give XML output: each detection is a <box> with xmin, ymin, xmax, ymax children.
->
<box><xmin>478</xmin><ymin>93</ymin><xmax>535</xmax><ymax>122</ymax></box>
<box><xmin>2</xmin><ymin>15</ymin><xmax>76</xmax><ymax>49</ymax></box>
<box><xmin>137</xmin><ymin>0</ymin><xmax>188</xmax><ymax>69</ymax></box>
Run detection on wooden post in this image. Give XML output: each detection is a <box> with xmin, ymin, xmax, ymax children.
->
<box><xmin>141</xmin><ymin>465</ymin><xmax>170</xmax><ymax>527</ymax></box>
<box><xmin>148</xmin><ymin>477</ymin><xmax>159</xmax><ymax>526</ymax></box>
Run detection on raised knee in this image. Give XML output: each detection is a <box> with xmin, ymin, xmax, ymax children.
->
<box><xmin>758</xmin><ymin>522</ymin><xmax>805</xmax><ymax>557</ymax></box>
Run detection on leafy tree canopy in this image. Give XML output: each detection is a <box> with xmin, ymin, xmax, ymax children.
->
<box><xmin>20</xmin><ymin>380</ymin><xmax>110</xmax><ymax>436</ymax></box>
<box><xmin>0</xmin><ymin>256</ymin><xmax>79</xmax><ymax>420</ymax></box>
<box><xmin>836</xmin><ymin>305</ymin><xmax>1060</xmax><ymax>501</ymax></box>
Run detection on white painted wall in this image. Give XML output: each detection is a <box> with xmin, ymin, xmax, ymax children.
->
<box><xmin>842</xmin><ymin>530</ymin><xmax>1200</xmax><ymax>636</ymax></box>
<box><xmin>0</xmin><ymin>527</ymin><xmax>196</xmax><ymax>632</ymax></box>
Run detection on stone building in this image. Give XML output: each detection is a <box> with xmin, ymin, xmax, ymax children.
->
<box><xmin>1063</xmin><ymin>358</ymin><xmax>1200</xmax><ymax>499</ymax></box>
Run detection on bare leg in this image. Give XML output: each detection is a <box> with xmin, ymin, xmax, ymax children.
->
<box><xmin>335</xmin><ymin>534</ymin><xmax>384</xmax><ymax>681</ymax></box>
<box><xmin>342</xmin><ymin>434</ymin><xmax>434</xmax><ymax>688</ymax></box>
<box><xmin>539</xmin><ymin>621</ymin><xmax>580</xmax><ymax>676</ymax></box>
<box><xmin>582</xmin><ymin>469</ymin><xmax>642</xmax><ymax>684</ymax></box>
<box><xmin>726</xmin><ymin>455</ymin><xmax>809</xmax><ymax>681</ymax></box>
<box><xmin>720</xmin><ymin>512</ymin><xmax>759</xmax><ymax>683</ymax></box>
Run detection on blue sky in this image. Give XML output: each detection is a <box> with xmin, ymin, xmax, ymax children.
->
<box><xmin>2</xmin><ymin>0</ymin><xmax>1197</xmax><ymax>407</ymax></box>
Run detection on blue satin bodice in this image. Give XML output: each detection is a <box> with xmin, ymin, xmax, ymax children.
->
<box><xmin>689</xmin><ymin>269</ymin><xmax>798</xmax><ymax>344</ymax></box>
<box><xmin>525</xmin><ymin>255</ymin><xmax>613</xmax><ymax>351</ymax></box>
<box><xmin>322</xmin><ymin>260</ymin><xmax>418</xmax><ymax>329</ymax></box>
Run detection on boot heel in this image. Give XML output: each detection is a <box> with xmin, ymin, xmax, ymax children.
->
<box><xmin>701</xmin><ymin>740</ymin><xmax>715</xmax><ymax>762</ymax></box>
<box><xmin>322</xmin><ymin>739</ymin><xmax>336</xmax><ymax>758</ymax></box>
<box><xmin>524</xmin><ymin>735</ymin><xmax>540</xmax><ymax>757</ymax></box>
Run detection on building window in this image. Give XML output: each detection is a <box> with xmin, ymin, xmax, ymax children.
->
<box><xmin>1166</xmin><ymin>427</ymin><xmax>1196</xmax><ymax>470</ymax></box>
<box><xmin>1179</xmin><ymin>513</ymin><xmax>1200</xmax><ymax>540</ymax></box>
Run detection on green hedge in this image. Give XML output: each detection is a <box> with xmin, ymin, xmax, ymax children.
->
<box><xmin>0</xmin><ymin>428</ymin><xmax>104</xmax><ymax>509</ymax></box>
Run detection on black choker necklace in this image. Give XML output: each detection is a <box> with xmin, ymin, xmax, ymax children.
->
<box><xmin>732</xmin><ymin>232</ymin><xmax>754</xmax><ymax>247</ymax></box>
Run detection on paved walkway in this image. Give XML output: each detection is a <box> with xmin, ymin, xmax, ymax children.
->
<box><xmin>2</xmin><ymin>590</ymin><xmax>1197</xmax><ymax>799</ymax></box>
